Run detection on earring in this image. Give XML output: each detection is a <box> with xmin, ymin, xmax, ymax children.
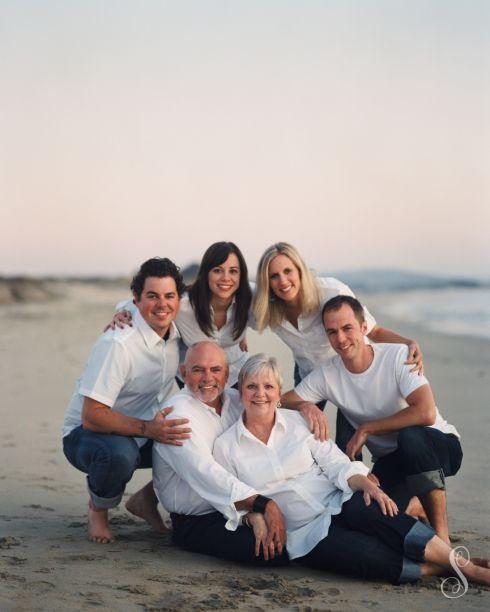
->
<box><xmin>276</xmin><ymin>401</ymin><xmax>281</xmax><ymax>409</ymax></box>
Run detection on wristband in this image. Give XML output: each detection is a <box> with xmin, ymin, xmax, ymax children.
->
<box><xmin>252</xmin><ymin>495</ymin><xmax>272</xmax><ymax>514</ymax></box>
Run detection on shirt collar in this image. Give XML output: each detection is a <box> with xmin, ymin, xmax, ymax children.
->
<box><xmin>133</xmin><ymin>308</ymin><xmax>180</xmax><ymax>349</ymax></box>
<box><xmin>236</xmin><ymin>408</ymin><xmax>287</xmax><ymax>445</ymax></box>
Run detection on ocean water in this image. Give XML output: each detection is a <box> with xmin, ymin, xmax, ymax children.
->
<box><xmin>369</xmin><ymin>287</ymin><xmax>490</xmax><ymax>340</ymax></box>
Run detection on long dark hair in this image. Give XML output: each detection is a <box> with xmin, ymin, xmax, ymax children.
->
<box><xmin>188</xmin><ymin>242</ymin><xmax>252</xmax><ymax>341</ymax></box>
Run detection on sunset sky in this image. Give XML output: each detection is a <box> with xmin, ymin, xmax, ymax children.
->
<box><xmin>2</xmin><ymin>1</ymin><xmax>489</xmax><ymax>278</ymax></box>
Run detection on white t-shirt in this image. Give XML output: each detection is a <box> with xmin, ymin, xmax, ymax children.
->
<box><xmin>269</xmin><ymin>277</ymin><xmax>377</xmax><ymax>379</ymax></box>
<box><xmin>62</xmin><ymin>309</ymin><xmax>180</xmax><ymax>446</ymax></box>
<box><xmin>120</xmin><ymin>292</ymin><xmax>249</xmax><ymax>387</ymax></box>
<box><xmin>214</xmin><ymin>409</ymin><xmax>369</xmax><ymax>559</ymax></box>
<box><xmin>295</xmin><ymin>343</ymin><xmax>460</xmax><ymax>459</ymax></box>
<box><xmin>152</xmin><ymin>387</ymin><xmax>256</xmax><ymax>529</ymax></box>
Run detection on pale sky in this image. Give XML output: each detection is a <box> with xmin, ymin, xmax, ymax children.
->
<box><xmin>2</xmin><ymin>1</ymin><xmax>489</xmax><ymax>278</ymax></box>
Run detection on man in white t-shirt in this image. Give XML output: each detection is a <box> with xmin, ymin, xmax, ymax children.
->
<box><xmin>62</xmin><ymin>257</ymin><xmax>192</xmax><ymax>544</ymax></box>
<box><xmin>282</xmin><ymin>295</ymin><xmax>462</xmax><ymax>544</ymax></box>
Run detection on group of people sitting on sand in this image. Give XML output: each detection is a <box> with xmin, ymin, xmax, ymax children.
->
<box><xmin>62</xmin><ymin>241</ymin><xmax>490</xmax><ymax>586</ymax></box>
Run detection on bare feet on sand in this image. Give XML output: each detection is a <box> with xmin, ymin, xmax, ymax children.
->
<box><xmin>471</xmin><ymin>557</ymin><xmax>490</xmax><ymax>569</ymax></box>
<box><xmin>88</xmin><ymin>500</ymin><xmax>114</xmax><ymax>544</ymax></box>
<box><xmin>125</xmin><ymin>481</ymin><xmax>170</xmax><ymax>533</ymax></box>
<box><xmin>405</xmin><ymin>496</ymin><xmax>429</xmax><ymax>523</ymax></box>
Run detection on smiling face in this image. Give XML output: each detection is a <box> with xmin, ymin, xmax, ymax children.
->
<box><xmin>134</xmin><ymin>276</ymin><xmax>180</xmax><ymax>337</ymax></box>
<box><xmin>207</xmin><ymin>252</ymin><xmax>240</xmax><ymax>302</ymax></box>
<box><xmin>323</xmin><ymin>303</ymin><xmax>369</xmax><ymax>363</ymax></box>
<box><xmin>268</xmin><ymin>254</ymin><xmax>301</xmax><ymax>304</ymax></box>
<box><xmin>180</xmin><ymin>342</ymin><xmax>229</xmax><ymax>408</ymax></box>
<box><xmin>240</xmin><ymin>369</ymin><xmax>281</xmax><ymax>419</ymax></box>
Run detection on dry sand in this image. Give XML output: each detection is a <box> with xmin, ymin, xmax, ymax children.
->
<box><xmin>1</xmin><ymin>285</ymin><xmax>489</xmax><ymax>611</ymax></box>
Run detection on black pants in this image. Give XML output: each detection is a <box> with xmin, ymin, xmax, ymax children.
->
<box><xmin>171</xmin><ymin>511</ymin><xmax>289</xmax><ymax>567</ymax></box>
<box><xmin>335</xmin><ymin>414</ymin><xmax>462</xmax><ymax>498</ymax></box>
<box><xmin>300</xmin><ymin>492</ymin><xmax>434</xmax><ymax>584</ymax></box>
<box><xmin>372</xmin><ymin>427</ymin><xmax>462</xmax><ymax>497</ymax></box>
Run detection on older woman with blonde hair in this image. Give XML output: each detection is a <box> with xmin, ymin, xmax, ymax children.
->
<box><xmin>213</xmin><ymin>354</ymin><xmax>490</xmax><ymax>585</ymax></box>
<box><xmin>253</xmin><ymin>242</ymin><xmax>425</xmax><ymax>447</ymax></box>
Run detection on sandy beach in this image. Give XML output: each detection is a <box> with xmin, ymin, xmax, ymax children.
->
<box><xmin>1</xmin><ymin>284</ymin><xmax>489</xmax><ymax>611</ymax></box>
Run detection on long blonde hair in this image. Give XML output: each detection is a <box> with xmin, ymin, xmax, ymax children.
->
<box><xmin>253</xmin><ymin>242</ymin><xmax>321</xmax><ymax>331</ymax></box>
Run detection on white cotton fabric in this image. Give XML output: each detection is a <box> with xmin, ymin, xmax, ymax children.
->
<box><xmin>214</xmin><ymin>409</ymin><xmax>369</xmax><ymax>559</ymax></box>
<box><xmin>62</xmin><ymin>309</ymin><xmax>180</xmax><ymax>446</ymax></box>
<box><xmin>295</xmin><ymin>343</ymin><xmax>460</xmax><ymax>459</ymax></box>
<box><xmin>152</xmin><ymin>388</ymin><xmax>256</xmax><ymax>529</ymax></box>
<box><xmin>267</xmin><ymin>277</ymin><xmax>377</xmax><ymax>379</ymax></box>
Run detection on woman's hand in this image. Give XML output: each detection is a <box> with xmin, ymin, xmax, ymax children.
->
<box><xmin>299</xmin><ymin>402</ymin><xmax>329</xmax><ymax>441</ymax></box>
<box><xmin>246</xmin><ymin>513</ymin><xmax>270</xmax><ymax>559</ymax></box>
<box><xmin>348</xmin><ymin>475</ymin><xmax>398</xmax><ymax>517</ymax></box>
<box><xmin>362</xmin><ymin>481</ymin><xmax>398</xmax><ymax>517</ymax></box>
<box><xmin>103</xmin><ymin>309</ymin><xmax>133</xmax><ymax>332</ymax></box>
<box><xmin>239</xmin><ymin>337</ymin><xmax>248</xmax><ymax>352</ymax></box>
<box><xmin>404</xmin><ymin>340</ymin><xmax>424</xmax><ymax>375</ymax></box>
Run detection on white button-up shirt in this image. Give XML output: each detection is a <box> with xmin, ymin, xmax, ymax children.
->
<box><xmin>213</xmin><ymin>409</ymin><xmax>369</xmax><ymax>559</ymax></box>
<box><xmin>268</xmin><ymin>277</ymin><xmax>377</xmax><ymax>379</ymax></box>
<box><xmin>176</xmin><ymin>293</ymin><xmax>248</xmax><ymax>387</ymax></box>
<box><xmin>120</xmin><ymin>293</ymin><xmax>249</xmax><ymax>387</ymax></box>
<box><xmin>63</xmin><ymin>309</ymin><xmax>180</xmax><ymax>446</ymax></box>
<box><xmin>152</xmin><ymin>388</ymin><xmax>256</xmax><ymax>528</ymax></box>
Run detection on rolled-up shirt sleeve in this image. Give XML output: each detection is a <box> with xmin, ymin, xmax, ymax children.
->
<box><xmin>307</xmin><ymin>436</ymin><xmax>369</xmax><ymax>492</ymax></box>
<box><xmin>154</xmin><ymin>429</ymin><xmax>256</xmax><ymax>530</ymax></box>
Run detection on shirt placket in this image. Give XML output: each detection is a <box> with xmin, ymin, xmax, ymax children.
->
<box><xmin>156</xmin><ymin>339</ymin><xmax>167</xmax><ymax>406</ymax></box>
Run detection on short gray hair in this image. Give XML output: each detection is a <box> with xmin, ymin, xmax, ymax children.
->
<box><xmin>238</xmin><ymin>353</ymin><xmax>283</xmax><ymax>391</ymax></box>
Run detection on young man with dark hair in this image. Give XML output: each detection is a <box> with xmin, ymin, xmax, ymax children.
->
<box><xmin>282</xmin><ymin>296</ymin><xmax>462</xmax><ymax>544</ymax></box>
<box><xmin>62</xmin><ymin>257</ymin><xmax>191</xmax><ymax>543</ymax></box>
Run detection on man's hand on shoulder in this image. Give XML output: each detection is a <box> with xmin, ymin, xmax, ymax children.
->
<box><xmin>298</xmin><ymin>402</ymin><xmax>329</xmax><ymax>441</ymax></box>
<box><xmin>145</xmin><ymin>407</ymin><xmax>192</xmax><ymax>446</ymax></box>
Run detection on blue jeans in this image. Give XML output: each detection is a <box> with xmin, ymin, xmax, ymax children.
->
<box><xmin>63</xmin><ymin>426</ymin><xmax>153</xmax><ymax>509</ymax></box>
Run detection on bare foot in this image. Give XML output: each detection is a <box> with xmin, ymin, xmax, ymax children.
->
<box><xmin>466</xmin><ymin>562</ymin><xmax>490</xmax><ymax>586</ymax></box>
<box><xmin>125</xmin><ymin>481</ymin><xmax>169</xmax><ymax>533</ymax></box>
<box><xmin>406</xmin><ymin>496</ymin><xmax>429</xmax><ymax>523</ymax></box>
<box><xmin>88</xmin><ymin>500</ymin><xmax>114</xmax><ymax>543</ymax></box>
<box><xmin>471</xmin><ymin>557</ymin><xmax>490</xmax><ymax>569</ymax></box>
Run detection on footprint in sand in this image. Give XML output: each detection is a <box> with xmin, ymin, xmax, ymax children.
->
<box><xmin>0</xmin><ymin>537</ymin><xmax>20</xmax><ymax>549</ymax></box>
<box><xmin>1</xmin><ymin>556</ymin><xmax>27</xmax><ymax>566</ymax></box>
<box><xmin>0</xmin><ymin>571</ymin><xmax>26</xmax><ymax>583</ymax></box>
<box><xmin>117</xmin><ymin>585</ymin><xmax>149</xmax><ymax>595</ymax></box>
<box><xmin>22</xmin><ymin>504</ymin><xmax>54</xmax><ymax>511</ymax></box>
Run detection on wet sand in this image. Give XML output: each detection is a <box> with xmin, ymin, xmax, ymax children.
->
<box><xmin>1</xmin><ymin>285</ymin><xmax>489</xmax><ymax>610</ymax></box>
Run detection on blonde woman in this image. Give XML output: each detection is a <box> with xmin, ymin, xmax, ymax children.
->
<box><xmin>253</xmin><ymin>242</ymin><xmax>424</xmax><ymax>449</ymax></box>
<box><xmin>213</xmin><ymin>354</ymin><xmax>490</xmax><ymax>585</ymax></box>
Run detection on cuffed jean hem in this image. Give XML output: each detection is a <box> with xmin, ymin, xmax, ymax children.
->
<box><xmin>87</xmin><ymin>477</ymin><xmax>123</xmax><ymax>509</ymax></box>
<box><xmin>404</xmin><ymin>520</ymin><xmax>435</xmax><ymax>563</ymax></box>
<box><xmin>398</xmin><ymin>557</ymin><xmax>422</xmax><ymax>583</ymax></box>
<box><xmin>407</xmin><ymin>469</ymin><xmax>445</xmax><ymax>496</ymax></box>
